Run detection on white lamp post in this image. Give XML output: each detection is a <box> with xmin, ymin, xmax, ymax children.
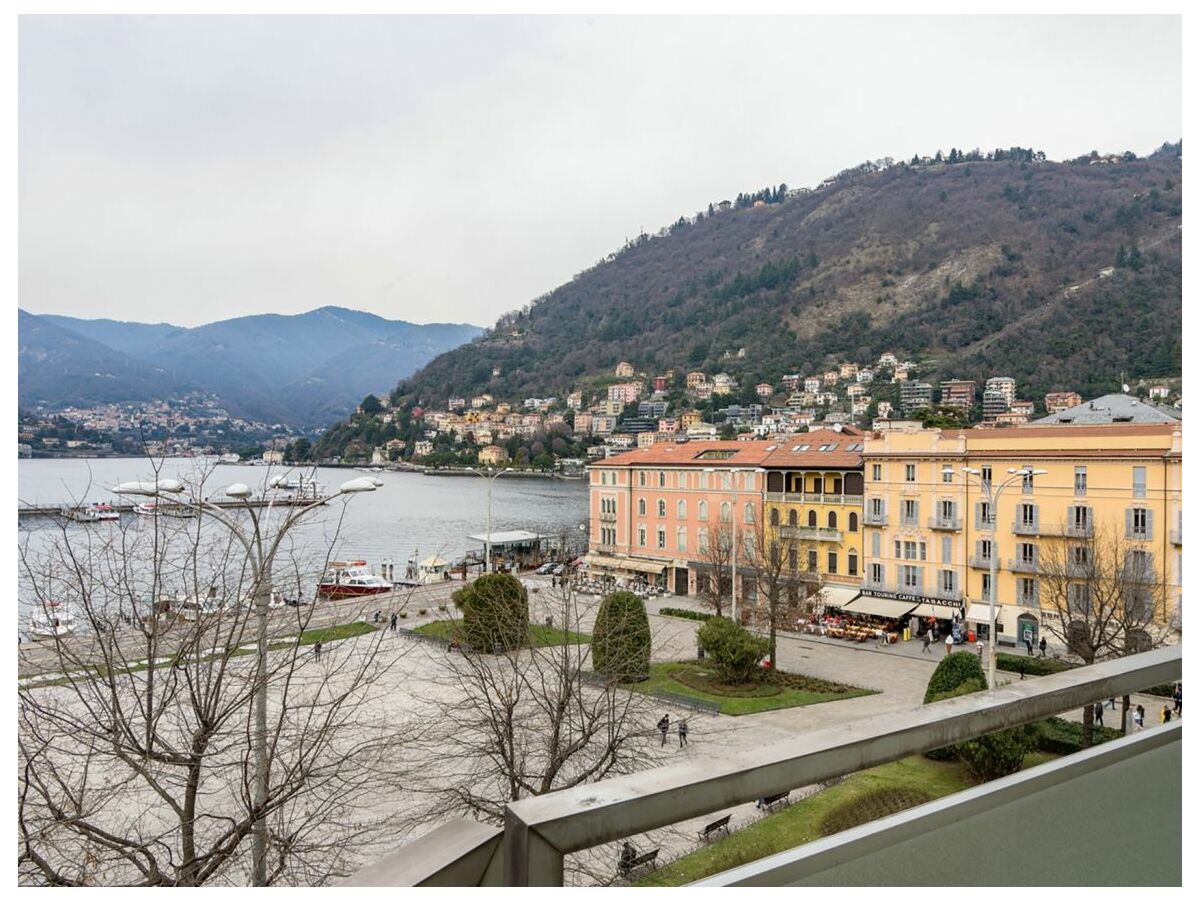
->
<box><xmin>113</xmin><ymin>471</ymin><xmax>381</xmax><ymax>885</ymax></box>
<box><xmin>959</xmin><ymin>465</ymin><xmax>1047</xmax><ymax>689</ymax></box>
<box><xmin>466</xmin><ymin>466</ymin><xmax>510</xmax><ymax>574</ymax></box>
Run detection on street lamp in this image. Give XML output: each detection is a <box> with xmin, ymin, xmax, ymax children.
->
<box><xmin>466</xmin><ymin>466</ymin><xmax>510</xmax><ymax>574</ymax></box>
<box><xmin>113</xmin><ymin>470</ymin><xmax>381</xmax><ymax>886</ymax></box>
<box><xmin>959</xmin><ymin>464</ymin><xmax>1047</xmax><ymax>689</ymax></box>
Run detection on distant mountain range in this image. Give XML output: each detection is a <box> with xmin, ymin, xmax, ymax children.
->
<box><xmin>18</xmin><ymin>306</ymin><xmax>483</xmax><ymax>426</ymax></box>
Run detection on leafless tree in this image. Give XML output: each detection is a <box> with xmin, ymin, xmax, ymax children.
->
<box><xmin>1038</xmin><ymin>521</ymin><xmax>1173</xmax><ymax>745</ymax></box>
<box><xmin>695</xmin><ymin>520</ymin><xmax>735</xmax><ymax>617</ymax></box>
<box><xmin>17</xmin><ymin>467</ymin><xmax>414</xmax><ymax>885</ymax></box>
<box><xmin>744</xmin><ymin>519</ymin><xmax>816</xmax><ymax>668</ymax></box>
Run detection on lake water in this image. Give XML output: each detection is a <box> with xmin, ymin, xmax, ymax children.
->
<box><xmin>18</xmin><ymin>458</ymin><xmax>589</xmax><ymax>600</ymax></box>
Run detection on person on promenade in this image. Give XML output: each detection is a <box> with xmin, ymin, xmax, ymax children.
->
<box><xmin>1024</xmin><ymin>636</ymin><xmax>1034</xmax><ymax>657</ymax></box>
<box><xmin>1108</xmin><ymin>696</ymin><xmax>1117</xmax><ymax>710</ymax></box>
<box><xmin>389</xmin><ymin>611</ymin><xmax>397</xmax><ymax>632</ymax></box>
<box><xmin>922</xmin><ymin>631</ymin><xmax>932</xmax><ymax>653</ymax></box>
<box><xmin>678</xmin><ymin>720</ymin><xmax>689</xmax><ymax>748</ymax></box>
<box><xmin>1093</xmin><ymin>701</ymin><xmax>1104</xmax><ymax>727</ymax></box>
<box><xmin>657</xmin><ymin>714</ymin><xmax>670</xmax><ymax>747</ymax></box>
<box><xmin>1135</xmin><ymin>704</ymin><xmax>1145</xmax><ymax>730</ymax></box>
<box><xmin>1162</xmin><ymin>705</ymin><xmax>1173</xmax><ymax>724</ymax></box>
<box><xmin>1039</xmin><ymin>636</ymin><xmax>1047</xmax><ymax>658</ymax></box>
<box><xmin>1173</xmin><ymin>683</ymin><xmax>1182</xmax><ymax>716</ymax></box>
<box><xmin>314</xmin><ymin>640</ymin><xmax>322</xmax><ymax>660</ymax></box>
<box><xmin>944</xmin><ymin>633</ymin><xmax>954</xmax><ymax>656</ymax></box>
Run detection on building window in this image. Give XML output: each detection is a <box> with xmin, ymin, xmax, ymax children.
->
<box><xmin>639</xmin><ymin>471</ymin><xmax>646</xmax><ymax>486</ymax></box>
<box><xmin>699</xmin><ymin>530</ymin><xmax>709</xmax><ymax>552</ymax></box>
<box><xmin>789</xmin><ymin>548</ymin><xmax>798</xmax><ymax>571</ymax></box>
<box><xmin>828</xmin><ymin>551</ymin><xmax>838</xmax><ymax>574</ymax></box>
<box><xmin>902</xmin><ymin>499</ymin><xmax>918</xmax><ymax>526</ymax></box>
<box><xmin>899</xmin><ymin>565</ymin><xmax>920</xmax><ymax>589</ymax></box>
<box><xmin>869</xmin><ymin>497</ymin><xmax>885</xmax><ymax>519</ymax></box>
<box><xmin>1128</xmin><ymin>508</ymin><xmax>1151</xmax><ymax>540</ymax></box>
<box><xmin>677</xmin><ymin>472</ymin><xmax>687</xmax><ymax>488</ymax></box>
<box><xmin>808</xmin><ymin>549</ymin><xmax>818</xmax><ymax>571</ymax></box>
<box><xmin>638</xmin><ymin>527</ymin><xmax>646</xmax><ymax>547</ymax></box>
<box><xmin>977</xmin><ymin>501</ymin><xmax>994</xmax><ymax>528</ymax></box>
<box><xmin>788</xmin><ymin>509</ymin><xmax>798</xmax><ymax>526</ymax></box>
<box><xmin>868</xmin><ymin>562</ymin><xmax>884</xmax><ymax>585</ymax></box>
<box><xmin>745</xmin><ymin>502</ymin><xmax>755</xmax><ymax>524</ymax></box>
<box><xmin>942</xmin><ymin>466</ymin><xmax>953</xmax><ymax>484</ymax></box>
<box><xmin>872</xmin><ymin>464</ymin><xmax>882</xmax><ymax>481</ymax></box>
<box><xmin>659</xmin><ymin>471</ymin><xmax>666</xmax><ymax>487</ymax></box>
<box><xmin>657</xmin><ymin>528</ymin><xmax>666</xmax><ymax>549</ymax></box>
<box><xmin>676</xmin><ymin>527</ymin><xmax>687</xmax><ymax>552</ymax></box>
<box><xmin>1074</xmin><ymin>466</ymin><xmax>1087</xmax><ymax>497</ymax></box>
<box><xmin>981</xmin><ymin>572</ymin><xmax>992</xmax><ymax>601</ymax></box>
<box><xmin>848</xmin><ymin>551</ymin><xmax>858</xmax><ymax>576</ymax></box>
<box><xmin>770</xmin><ymin>507</ymin><xmax>779</xmax><ymax>526</ymax></box>
<box><xmin>1133</xmin><ymin>466</ymin><xmax>1146</xmax><ymax>499</ymax></box>
<box><xmin>1018</xmin><ymin>577</ymin><xmax>1039</xmax><ymax>607</ymax></box>
<box><xmin>905</xmin><ymin>463</ymin><xmax>916</xmax><ymax>482</ymax></box>
<box><xmin>808</xmin><ymin>510</ymin><xmax>818</xmax><ymax>527</ymax></box>
<box><xmin>1018</xmin><ymin>503</ymin><xmax>1037</xmax><ymax>529</ymax></box>
<box><xmin>981</xmin><ymin>465</ymin><xmax>992</xmax><ymax>486</ymax></box>
<box><xmin>940</xmin><ymin>569</ymin><xmax>956</xmax><ymax>594</ymax></box>
<box><xmin>1019</xmin><ymin>542</ymin><xmax>1036</xmax><ymax>566</ymax></box>
<box><xmin>828</xmin><ymin>511</ymin><xmax>838</xmax><ymax>529</ymax></box>
<box><xmin>901</xmin><ymin>540</ymin><xmax>918</xmax><ymax>560</ymax></box>
<box><xmin>871</xmin><ymin>531</ymin><xmax>880</xmax><ymax>557</ymax></box>
<box><xmin>1071</xmin><ymin>505</ymin><xmax>1092</xmax><ymax>534</ymax></box>
<box><xmin>720</xmin><ymin>502</ymin><xmax>731</xmax><ymax>523</ymax></box>
<box><xmin>1022</xmin><ymin>470</ymin><xmax>1034</xmax><ymax>494</ymax></box>
<box><xmin>1069</xmin><ymin>582</ymin><xmax>1090</xmax><ymax>617</ymax></box>
<box><xmin>979</xmin><ymin>538</ymin><xmax>993</xmax><ymax>561</ymax></box>
<box><xmin>698</xmin><ymin>501</ymin><xmax>708</xmax><ymax>521</ymax></box>
<box><xmin>848</xmin><ymin>512</ymin><xmax>858</xmax><ymax>532</ymax></box>
<box><xmin>941</xmin><ymin>536</ymin><xmax>952</xmax><ymax>563</ymax></box>
<box><xmin>677</xmin><ymin>499</ymin><xmax>687</xmax><ymax>519</ymax></box>
<box><xmin>658</xmin><ymin>499</ymin><xmax>666</xmax><ymax>517</ymax></box>
<box><xmin>637</xmin><ymin>498</ymin><xmax>646</xmax><ymax>517</ymax></box>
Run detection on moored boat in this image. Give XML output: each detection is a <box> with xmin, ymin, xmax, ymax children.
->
<box><xmin>317</xmin><ymin>561</ymin><xmax>392</xmax><ymax>598</ymax></box>
<box><xmin>28</xmin><ymin>601</ymin><xmax>77</xmax><ymax>641</ymax></box>
<box><xmin>60</xmin><ymin>505</ymin><xmax>102</xmax><ymax>523</ymax></box>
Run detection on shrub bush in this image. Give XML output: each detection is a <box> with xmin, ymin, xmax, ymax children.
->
<box><xmin>696</xmin><ymin>616</ymin><xmax>769</xmax><ymax>685</ymax></box>
<box><xmin>820</xmin><ymin>788</ymin><xmax>934</xmax><ymax>836</ymax></box>
<box><xmin>996</xmin><ymin>653</ymin><xmax>1078</xmax><ymax>677</ymax></box>
<box><xmin>923</xmin><ymin>652</ymin><xmax>1035</xmax><ymax>778</ymax></box>
<box><xmin>659</xmin><ymin>607</ymin><xmax>715</xmax><ymax>622</ymax></box>
<box><xmin>593</xmin><ymin>591</ymin><xmax>651</xmax><ymax>682</ymax></box>
<box><xmin>1033</xmin><ymin>717</ymin><xmax>1124</xmax><ymax>755</ymax></box>
<box><xmin>452</xmin><ymin>573</ymin><xmax>529</xmax><ymax>653</ymax></box>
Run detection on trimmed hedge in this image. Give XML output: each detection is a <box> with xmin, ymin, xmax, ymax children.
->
<box><xmin>697</xmin><ymin>617</ymin><xmax>769</xmax><ymax>685</ymax></box>
<box><xmin>452</xmin><ymin>573</ymin><xmax>529</xmax><ymax>653</ymax></box>
<box><xmin>593</xmin><ymin>591</ymin><xmax>651</xmax><ymax>682</ymax></box>
<box><xmin>1142</xmin><ymin>682</ymin><xmax>1177</xmax><ymax>698</ymax></box>
<box><xmin>820</xmin><ymin>788</ymin><xmax>934</xmax><ymax>836</ymax></box>
<box><xmin>923</xmin><ymin>653</ymin><xmax>989</xmax><ymax>704</ymax></box>
<box><xmin>660</xmin><ymin>607</ymin><xmax>715</xmax><ymax>622</ymax></box>
<box><xmin>1033</xmin><ymin>717</ymin><xmax>1125</xmax><ymax>755</ymax></box>
<box><xmin>996</xmin><ymin>653</ymin><xmax>1078</xmax><ymax>677</ymax></box>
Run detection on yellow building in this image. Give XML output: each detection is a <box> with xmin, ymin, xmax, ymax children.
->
<box><xmin>860</xmin><ymin>422</ymin><xmax>1182</xmax><ymax>646</ymax></box>
<box><xmin>763</xmin><ymin>429</ymin><xmax>866</xmax><ymax>602</ymax></box>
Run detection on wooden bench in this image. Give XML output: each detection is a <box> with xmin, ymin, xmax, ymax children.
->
<box><xmin>758</xmin><ymin>791</ymin><xmax>791</xmax><ymax>812</ymax></box>
<box><xmin>618</xmin><ymin>847</ymin><xmax>659</xmax><ymax>877</ymax></box>
<box><xmin>698</xmin><ymin>814</ymin><xmax>732</xmax><ymax>842</ymax></box>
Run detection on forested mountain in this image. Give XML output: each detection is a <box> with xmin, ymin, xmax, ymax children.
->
<box><xmin>19</xmin><ymin>306</ymin><xmax>482</xmax><ymax>426</ymax></box>
<box><xmin>389</xmin><ymin>144</ymin><xmax>1181</xmax><ymax>410</ymax></box>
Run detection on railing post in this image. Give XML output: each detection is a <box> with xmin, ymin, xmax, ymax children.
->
<box><xmin>504</xmin><ymin>806</ymin><xmax>564</xmax><ymax>886</ymax></box>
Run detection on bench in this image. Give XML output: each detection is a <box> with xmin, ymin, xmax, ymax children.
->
<box><xmin>617</xmin><ymin>848</ymin><xmax>659</xmax><ymax>877</ymax></box>
<box><xmin>698</xmin><ymin>814</ymin><xmax>732</xmax><ymax>842</ymax></box>
<box><xmin>758</xmin><ymin>791</ymin><xmax>791</xmax><ymax>812</ymax></box>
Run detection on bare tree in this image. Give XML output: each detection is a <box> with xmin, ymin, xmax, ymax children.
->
<box><xmin>1038</xmin><ymin>521</ymin><xmax>1172</xmax><ymax>746</ymax></box>
<box><xmin>744</xmin><ymin>519</ymin><xmax>815</xmax><ymax>668</ymax></box>
<box><xmin>410</xmin><ymin>580</ymin><xmax>658</xmax><ymax>829</ymax></box>
<box><xmin>18</xmin><ymin>468</ymin><xmax>414</xmax><ymax>885</ymax></box>
<box><xmin>695</xmin><ymin>520</ymin><xmax>735</xmax><ymax>617</ymax></box>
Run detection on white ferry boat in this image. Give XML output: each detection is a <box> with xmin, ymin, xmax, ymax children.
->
<box><xmin>317</xmin><ymin>561</ymin><xmax>393</xmax><ymax>598</ymax></box>
<box><xmin>28</xmin><ymin>601</ymin><xmax>77</xmax><ymax>641</ymax></box>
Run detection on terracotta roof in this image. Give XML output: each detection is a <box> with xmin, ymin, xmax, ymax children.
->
<box><xmin>941</xmin><ymin>422</ymin><xmax>1180</xmax><ymax>442</ymax></box>
<box><xmin>595</xmin><ymin>430</ymin><xmax>867</xmax><ymax>469</ymax></box>
<box><xmin>758</xmin><ymin>429</ymin><xmax>865</xmax><ymax>469</ymax></box>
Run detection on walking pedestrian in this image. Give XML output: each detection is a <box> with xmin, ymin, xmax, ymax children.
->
<box><xmin>314</xmin><ymin>640</ymin><xmax>322</xmax><ymax>660</ymax></box>
<box><xmin>1024</xmin><ymin>637</ymin><xmax>1034</xmax><ymax>657</ymax></box>
<box><xmin>1107</xmin><ymin>696</ymin><xmax>1117</xmax><ymax>710</ymax></box>
<box><xmin>389</xmin><ymin>611</ymin><xmax>397</xmax><ymax>632</ymax></box>
<box><xmin>678</xmin><ymin>720</ymin><xmax>689</xmax><ymax>748</ymax></box>
<box><xmin>976</xmin><ymin>641</ymin><xmax>983</xmax><ymax>661</ymax></box>
<box><xmin>1173</xmin><ymin>683</ymin><xmax>1182</xmax><ymax>716</ymax></box>
<box><xmin>1161</xmin><ymin>705</ymin><xmax>1173</xmax><ymax>724</ymax></box>
<box><xmin>1038</xmin><ymin>636</ymin><xmax>1047</xmax><ymax>658</ymax></box>
<box><xmin>1093</xmin><ymin>701</ymin><xmax>1104</xmax><ymax>727</ymax></box>
<box><xmin>657</xmin><ymin>714</ymin><xmax>670</xmax><ymax>747</ymax></box>
<box><xmin>1134</xmin><ymin>704</ymin><xmax>1145</xmax><ymax>730</ymax></box>
<box><xmin>944</xmin><ymin>633</ymin><xmax>954</xmax><ymax>656</ymax></box>
<box><xmin>373</xmin><ymin>609</ymin><xmax>381</xmax><ymax>624</ymax></box>
<box><xmin>921</xmin><ymin>631</ymin><xmax>932</xmax><ymax>654</ymax></box>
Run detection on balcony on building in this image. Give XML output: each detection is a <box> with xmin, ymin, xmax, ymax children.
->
<box><xmin>348</xmin><ymin>647</ymin><xmax>1182</xmax><ymax>888</ymax></box>
<box><xmin>1040</xmin><ymin>521</ymin><xmax>1095</xmax><ymax>538</ymax></box>
<box><xmin>1012</xmin><ymin>520</ymin><xmax>1042</xmax><ymax>536</ymax></box>
<box><xmin>968</xmin><ymin>555</ymin><xmax>995</xmax><ymax>570</ymax></box>
<box><xmin>598</xmin><ymin>511</ymin><xmax>617</xmax><ymax>523</ymax></box>
<box><xmin>928</xmin><ymin>516</ymin><xmax>962</xmax><ymax>531</ymax></box>
<box><xmin>863</xmin><ymin>510</ymin><xmax>888</xmax><ymax>527</ymax></box>
<box><xmin>1170</xmin><ymin>528</ymin><xmax>1182</xmax><ymax>546</ymax></box>
<box><xmin>764</xmin><ymin>469</ymin><xmax>865</xmax><ymax>507</ymax></box>
<box><xmin>1007</xmin><ymin>557</ymin><xmax>1040</xmax><ymax>574</ymax></box>
<box><xmin>780</xmin><ymin>525</ymin><xmax>842</xmax><ymax>542</ymax></box>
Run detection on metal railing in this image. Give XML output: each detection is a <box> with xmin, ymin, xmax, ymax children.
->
<box><xmin>780</xmin><ymin>525</ymin><xmax>842</xmax><ymax>542</ymax></box>
<box><xmin>353</xmin><ymin>646</ymin><xmax>1179</xmax><ymax>886</ymax></box>
<box><xmin>968</xmin><ymin>555</ymin><xmax>995</xmax><ymax>570</ymax></box>
<box><xmin>1008</xmin><ymin>557</ymin><xmax>1040</xmax><ymax>574</ymax></box>
<box><xmin>928</xmin><ymin>517</ymin><xmax>962</xmax><ymax>531</ymax></box>
<box><xmin>1012</xmin><ymin>520</ymin><xmax>1041</xmax><ymax>536</ymax></box>
<box><xmin>765</xmin><ymin>492</ymin><xmax>864</xmax><ymax>506</ymax></box>
<box><xmin>863</xmin><ymin>511</ymin><xmax>888</xmax><ymax>526</ymax></box>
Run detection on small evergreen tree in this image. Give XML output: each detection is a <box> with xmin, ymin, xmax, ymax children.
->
<box><xmin>592</xmin><ymin>591</ymin><xmax>651</xmax><ymax>682</ymax></box>
<box><xmin>452</xmin><ymin>573</ymin><xmax>529</xmax><ymax>653</ymax></box>
<box><xmin>697</xmin><ymin>616</ymin><xmax>769</xmax><ymax>684</ymax></box>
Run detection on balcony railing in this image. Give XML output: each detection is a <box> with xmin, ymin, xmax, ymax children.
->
<box><xmin>863</xmin><ymin>511</ymin><xmax>888</xmax><ymax>526</ymax></box>
<box><xmin>765</xmin><ymin>492</ymin><xmax>864</xmax><ymax>505</ymax></box>
<box><xmin>1008</xmin><ymin>557</ymin><xmax>1040</xmax><ymax>574</ymax></box>
<box><xmin>934</xmin><ymin>586</ymin><xmax>964</xmax><ymax>603</ymax></box>
<box><xmin>1012</xmin><ymin>520</ymin><xmax>1041</xmax><ymax>536</ymax></box>
<box><xmin>1040</xmin><ymin>522</ymin><xmax>1095</xmax><ymax>538</ymax></box>
<box><xmin>598</xmin><ymin>511</ymin><xmax>617</xmax><ymax>523</ymax></box>
<box><xmin>780</xmin><ymin>526</ymin><xmax>842</xmax><ymax>542</ymax></box>
<box><xmin>968</xmin><ymin>555</ymin><xmax>995</xmax><ymax>570</ymax></box>
<box><xmin>928</xmin><ymin>517</ymin><xmax>962</xmax><ymax>531</ymax></box>
<box><xmin>348</xmin><ymin>647</ymin><xmax>1182</xmax><ymax>886</ymax></box>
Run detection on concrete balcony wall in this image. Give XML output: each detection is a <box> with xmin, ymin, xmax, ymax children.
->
<box><xmin>927</xmin><ymin>517</ymin><xmax>962</xmax><ymax>531</ymax></box>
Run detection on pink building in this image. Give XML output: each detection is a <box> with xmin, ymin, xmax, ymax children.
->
<box><xmin>584</xmin><ymin>440</ymin><xmax>783</xmax><ymax>596</ymax></box>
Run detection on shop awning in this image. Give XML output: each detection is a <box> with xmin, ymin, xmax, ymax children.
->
<box><xmin>964</xmin><ymin>602</ymin><xmax>998</xmax><ymax>623</ymax></box>
<box><xmin>842</xmin><ymin>595</ymin><xmax>917</xmax><ymax>619</ymax></box>
<box><xmin>911</xmin><ymin>602</ymin><xmax>961</xmax><ymax>620</ymax></box>
<box><xmin>579</xmin><ymin>555</ymin><xmax>667</xmax><ymax>575</ymax></box>
<box><xmin>817</xmin><ymin>585</ymin><xmax>861</xmax><ymax>610</ymax></box>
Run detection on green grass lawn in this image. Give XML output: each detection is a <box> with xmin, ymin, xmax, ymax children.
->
<box><xmin>413</xmin><ymin>619</ymin><xmax>590</xmax><ymax>647</ymax></box>
<box><xmin>622</xmin><ymin>661</ymin><xmax>874</xmax><ymax>716</ymax></box>
<box><xmin>636</xmin><ymin>756</ymin><xmax>973</xmax><ymax>886</ymax></box>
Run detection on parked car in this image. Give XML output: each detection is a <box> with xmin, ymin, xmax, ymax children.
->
<box><xmin>535</xmin><ymin>562</ymin><xmax>555</xmax><ymax>575</ymax></box>
<box><xmin>551</xmin><ymin>564</ymin><xmax>565</xmax><ymax>576</ymax></box>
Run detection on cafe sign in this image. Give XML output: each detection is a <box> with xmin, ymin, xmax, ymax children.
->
<box><xmin>859</xmin><ymin>587</ymin><xmax>963</xmax><ymax>610</ymax></box>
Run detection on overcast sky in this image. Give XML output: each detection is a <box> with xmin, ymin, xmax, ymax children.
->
<box><xmin>18</xmin><ymin>15</ymin><xmax>1181</xmax><ymax>328</ymax></box>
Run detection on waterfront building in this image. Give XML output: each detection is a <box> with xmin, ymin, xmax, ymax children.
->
<box><xmin>940</xmin><ymin>380</ymin><xmax>977</xmax><ymax>411</ymax></box>
<box><xmin>477</xmin><ymin>445</ymin><xmax>509</xmax><ymax>465</ymax></box>
<box><xmin>860</xmin><ymin>421</ymin><xmax>1182</xmax><ymax>644</ymax></box>
<box><xmin>982</xmin><ymin>389</ymin><xmax>1010</xmax><ymax>422</ymax></box>
<box><xmin>986</xmin><ymin>376</ymin><xmax>1017</xmax><ymax>407</ymax></box>
<box><xmin>900</xmin><ymin>381</ymin><xmax>934</xmax><ymax>412</ymax></box>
